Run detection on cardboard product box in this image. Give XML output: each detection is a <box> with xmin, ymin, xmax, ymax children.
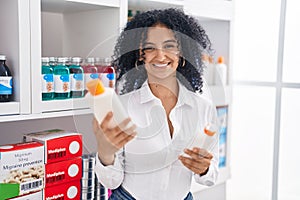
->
<box><xmin>0</xmin><ymin>142</ymin><xmax>44</xmax><ymax>200</ymax></box>
<box><xmin>45</xmin><ymin>157</ymin><xmax>82</xmax><ymax>187</ymax></box>
<box><xmin>7</xmin><ymin>190</ymin><xmax>43</xmax><ymax>200</ymax></box>
<box><xmin>23</xmin><ymin>129</ymin><xmax>82</xmax><ymax>164</ymax></box>
<box><xmin>44</xmin><ymin>180</ymin><xmax>81</xmax><ymax>200</ymax></box>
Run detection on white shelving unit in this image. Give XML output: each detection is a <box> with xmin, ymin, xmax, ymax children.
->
<box><xmin>0</xmin><ymin>0</ymin><xmax>233</xmax><ymax>199</ymax></box>
<box><xmin>30</xmin><ymin>0</ymin><xmax>126</xmax><ymax>114</ymax></box>
<box><xmin>0</xmin><ymin>0</ymin><xmax>127</xmax><ymax>121</ymax></box>
<box><xmin>0</xmin><ymin>0</ymin><xmax>31</xmax><ymax>116</ymax></box>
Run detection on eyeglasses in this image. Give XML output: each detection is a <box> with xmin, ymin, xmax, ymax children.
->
<box><xmin>142</xmin><ymin>40</ymin><xmax>180</xmax><ymax>55</ymax></box>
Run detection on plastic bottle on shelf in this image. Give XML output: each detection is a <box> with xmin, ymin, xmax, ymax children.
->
<box><xmin>202</xmin><ymin>54</ymin><xmax>215</xmax><ymax>85</ymax></box>
<box><xmin>95</xmin><ymin>57</ymin><xmax>104</xmax><ymax>78</ymax></box>
<box><xmin>0</xmin><ymin>55</ymin><xmax>13</xmax><ymax>102</ymax></box>
<box><xmin>49</xmin><ymin>57</ymin><xmax>57</xmax><ymax>68</ymax></box>
<box><xmin>85</xmin><ymin>79</ymin><xmax>132</xmax><ymax>128</ymax></box>
<box><xmin>97</xmin><ymin>58</ymin><xmax>115</xmax><ymax>89</ymax></box>
<box><xmin>214</xmin><ymin>56</ymin><xmax>227</xmax><ymax>85</ymax></box>
<box><xmin>65</xmin><ymin>57</ymin><xmax>72</xmax><ymax>67</ymax></box>
<box><xmin>54</xmin><ymin>57</ymin><xmax>70</xmax><ymax>99</ymax></box>
<box><xmin>69</xmin><ymin>57</ymin><xmax>84</xmax><ymax>98</ymax></box>
<box><xmin>83</xmin><ymin>57</ymin><xmax>98</xmax><ymax>95</ymax></box>
<box><xmin>41</xmin><ymin>57</ymin><xmax>54</xmax><ymax>101</ymax></box>
<box><xmin>128</xmin><ymin>10</ymin><xmax>133</xmax><ymax>22</ymax></box>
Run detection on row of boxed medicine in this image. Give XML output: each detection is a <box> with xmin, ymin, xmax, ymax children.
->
<box><xmin>6</xmin><ymin>179</ymin><xmax>108</xmax><ymax>200</ymax></box>
<box><xmin>7</xmin><ymin>180</ymin><xmax>81</xmax><ymax>200</ymax></box>
<box><xmin>0</xmin><ymin>129</ymin><xmax>83</xmax><ymax>200</ymax></box>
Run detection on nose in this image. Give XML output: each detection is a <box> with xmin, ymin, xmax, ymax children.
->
<box><xmin>155</xmin><ymin>48</ymin><xmax>167</xmax><ymax>61</ymax></box>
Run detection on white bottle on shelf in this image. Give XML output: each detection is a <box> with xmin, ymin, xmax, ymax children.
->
<box><xmin>202</xmin><ymin>54</ymin><xmax>215</xmax><ymax>85</ymax></box>
<box><xmin>214</xmin><ymin>56</ymin><xmax>227</xmax><ymax>85</ymax></box>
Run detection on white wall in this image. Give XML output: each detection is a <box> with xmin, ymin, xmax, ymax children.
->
<box><xmin>227</xmin><ymin>0</ymin><xmax>300</xmax><ymax>200</ymax></box>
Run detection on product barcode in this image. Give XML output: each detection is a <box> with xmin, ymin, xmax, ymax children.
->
<box><xmin>48</xmin><ymin>151</ymin><xmax>66</xmax><ymax>160</ymax></box>
<box><xmin>46</xmin><ymin>174</ymin><xmax>65</xmax><ymax>184</ymax></box>
<box><xmin>21</xmin><ymin>179</ymin><xmax>43</xmax><ymax>192</ymax></box>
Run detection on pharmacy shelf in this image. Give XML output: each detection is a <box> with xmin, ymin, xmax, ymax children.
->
<box><xmin>40</xmin><ymin>98</ymin><xmax>89</xmax><ymax>113</ymax></box>
<box><xmin>30</xmin><ymin>0</ymin><xmax>125</xmax><ymax>114</ymax></box>
<box><xmin>0</xmin><ymin>102</ymin><xmax>20</xmax><ymax>116</ymax></box>
<box><xmin>0</xmin><ymin>0</ymin><xmax>31</xmax><ymax>115</ymax></box>
<box><xmin>0</xmin><ymin>107</ymin><xmax>92</xmax><ymax>123</ymax></box>
<box><xmin>41</xmin><ymin>0</ymin><xmax>120</xmax><ymax>13</ymax></box>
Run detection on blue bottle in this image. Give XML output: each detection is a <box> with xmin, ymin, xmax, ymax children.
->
<box><xmin>0</xmin><ymin>55</ymin><xmax>13</xmax><ymax>102</ymax></box>
<box><xmin>41</xmin><ymin>57</ymin><xmax>54</xmax><ymax>100</ymax></box>
<box><xmin>54</xmin><ymin>57</ymin><xmax>70</xmax><ymax>99</ymax></box>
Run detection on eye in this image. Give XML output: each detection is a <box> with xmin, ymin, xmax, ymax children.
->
<box><xmin>163</xmin><ymin>43</ymin><xmax>179</xmax><ymax>53</ymax></box>
<box><xmin>164</xmin><ymin>44</ymin><xmax>177</xmax><ymax>49</ymax></box>
<box><xmin>143</xmin><ymin>46</ymin><xmax>156</xmax><ymax>53</ymax></box>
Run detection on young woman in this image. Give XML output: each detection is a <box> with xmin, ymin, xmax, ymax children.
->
<box><xmin>93</xmin><ymin>8</ymin><xmax>219</xmax><ymax>200</ymax></box>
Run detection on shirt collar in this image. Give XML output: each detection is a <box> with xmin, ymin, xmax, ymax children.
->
<box><xmin>139</xmin><ymin>79</ymin><xmax>194</xmax><ymax>107</ymax></box>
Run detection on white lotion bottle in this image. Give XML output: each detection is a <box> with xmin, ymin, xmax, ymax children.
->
<box><xmin>214</xmin><ymin>56</ymin><xmax>227</xmax><ymax>85</ymax></box>
<box><xmin>85</xmin><ymin>79</ymin><xmax>131</xmax><ymax>128</ymax></box>
<box><xmin>202</xmin><ymin>54</ymin><xmax>215</xmax><ymax>85</ymax></box>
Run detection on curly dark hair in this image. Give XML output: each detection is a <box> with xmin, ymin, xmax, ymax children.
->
<box><xmin>112</xmin><ymin>8</ymin><xmax>213</xmax><ymax>94</ymax></box>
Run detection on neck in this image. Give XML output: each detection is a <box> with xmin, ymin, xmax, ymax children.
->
<box><xmin>148</xmin><ymin>77</ymin><xmax>179</xmax><ymax>98</ymax></box>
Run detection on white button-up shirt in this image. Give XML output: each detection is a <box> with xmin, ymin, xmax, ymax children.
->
<box><xmin>95</xmin><ymin>80</ymin><xmax>219</xmax><ymax>200</ymax></box>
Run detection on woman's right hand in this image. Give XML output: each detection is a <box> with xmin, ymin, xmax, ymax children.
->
<box><xmin>92</xmin><ymin>111</ymin><xmax>137</xmax><ymax>166</ymax></box>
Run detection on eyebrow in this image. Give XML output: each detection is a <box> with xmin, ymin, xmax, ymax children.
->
<box><xmin>144</xmin><ymin>39</ymin><xmax>178</xmax><ymax>45</ymax></box>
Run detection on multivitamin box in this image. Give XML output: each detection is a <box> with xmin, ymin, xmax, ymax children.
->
<box><xmin>23</xmin><ymin>129</ymin><xmax>82</xmax><ymax>164</ymax></box>
<box><xmin>0</xmin><ymin>141</ymin><xmax>44</xmax><ymax>200</ymax></box>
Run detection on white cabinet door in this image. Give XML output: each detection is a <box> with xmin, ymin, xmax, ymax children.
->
<box><xmin>0</xmin><ymin>0</ymin><xmax>31</xmax><ymax>117</ymax></box>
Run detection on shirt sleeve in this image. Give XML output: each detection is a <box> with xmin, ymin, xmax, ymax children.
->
<box><xmin>193</xmin><ymin>102</ymin><xmax>220</xmax><ymax>186</ymax></box>
<box><xmin>193</xmin><ymin>141</ymin><xmax>219</xmax><ymax>186</ymax></box>
<box><xmin>94</xmin><ymin>149</ymin><xmax>125</xmax><ymax>189</ymax></box>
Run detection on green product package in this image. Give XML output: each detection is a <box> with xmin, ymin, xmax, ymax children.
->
<box><xmin>0</xmin><ymin>183</ymin><xmax>19</xmax><ymax>200</ymax></box>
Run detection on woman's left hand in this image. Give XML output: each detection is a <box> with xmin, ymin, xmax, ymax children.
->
<box><xmin>178</xmin><ymin>147</ymin><xmax>213</xmax><ymax>175</ymax></box>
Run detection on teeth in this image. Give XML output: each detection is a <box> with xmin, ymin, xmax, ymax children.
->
<box><xmin>153</xmin><ymin>63</ymin><xmax>168</xmax><ymax>67</ymax></box>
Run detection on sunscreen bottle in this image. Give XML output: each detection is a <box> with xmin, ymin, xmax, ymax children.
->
<box><xmin>202</xmin><ymin>54</ymin><xmax>215</xmax><ymax>85</ymax></box>
<box><xmin>188</xmin><ymin>123</ymin><xmax>218</xmax><ymax>152</ymax></box>
<box><xmin>214</xmin><ymin>56</ymin><xmax>227</xmax><ymax>85</ymax></box>
<box><xmin>86</xmin><ymin>79</ymin><xmax>131</xmax><ymax>128</ymax></box>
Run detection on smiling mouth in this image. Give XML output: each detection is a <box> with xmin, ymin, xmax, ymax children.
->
<box><xmin>152</xmin><ymin>63</ymin><xmax>170</xmax><ymax>68</ymax></box>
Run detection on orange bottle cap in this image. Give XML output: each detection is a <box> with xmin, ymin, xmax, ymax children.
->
<box><xmin>86</xmin><ymin>79</ymin><xmax>105</xmax><ymax>96</ymax></box>
<box><xmin>217</xmin><ymin>56</ymin><xmax>225</xmax><ymax>64</ymax></box>
<box><xmin>204</xmin><ymin>128</ymin><xmax>216</xmax><ymax>136</ymax></box>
